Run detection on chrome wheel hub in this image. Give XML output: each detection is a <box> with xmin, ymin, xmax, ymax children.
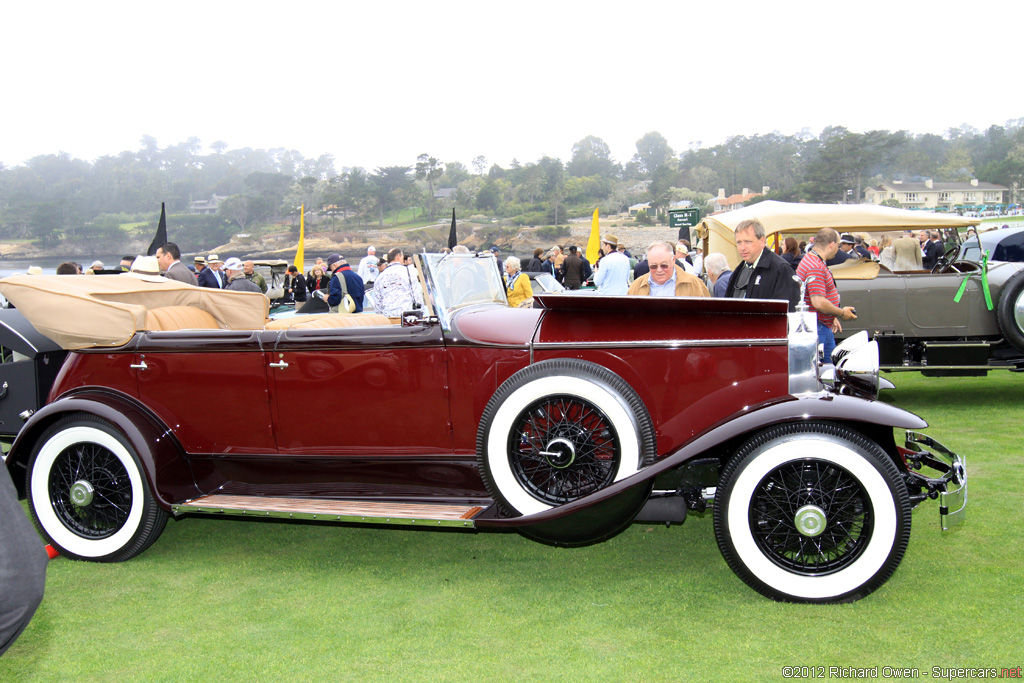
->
<box><xmin>539</xmin><ymin>437</ymin><xmax>576</xmax><ymax>469</ymax></box>
<box><xmin>69</xmin><ymin>480</ymin><xmax>95</xmax><ymax>507</ymax></box>
<box><xmin>794</xmin><ymin>504</ymin><xmax>827</xmax><ymax>537</ymax></box>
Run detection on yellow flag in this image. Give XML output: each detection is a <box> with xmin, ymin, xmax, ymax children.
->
<box><xmin>585</xmin><ymin>208</ymin><xmax>600</xmax><ymax>263</ymax></box>
<box><xmin>294</xmin><ymin>204</ymin><xmax>305</xmax><ymax>273</ymax></box>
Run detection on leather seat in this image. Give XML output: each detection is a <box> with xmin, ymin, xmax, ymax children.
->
<box><xmin>144</xmin><ymin>306</ymin><xmax>221</xmax><ymax>331</ymax></box>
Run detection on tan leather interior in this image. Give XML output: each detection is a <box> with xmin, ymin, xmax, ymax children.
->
<box><xmin>264</xmin><ymin>313</ymin><xmax>393</xmax><ymax>330</ymax></box>
<box><xmin>145</xmin><ymin>306</ymin><xmax>221</xmax><ymax>331</ymax></box>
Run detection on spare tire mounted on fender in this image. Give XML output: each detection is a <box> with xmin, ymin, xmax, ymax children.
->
<box><xmin>477</xmin><ymin>359</ymin><xmax>656</xmax><ymax>527</ymax></box>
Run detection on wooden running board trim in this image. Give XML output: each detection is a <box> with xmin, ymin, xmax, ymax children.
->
<box><xmin>172</xmin><ymin>494</ymin><xmax>484</xmax><ymax>528</ymax></box>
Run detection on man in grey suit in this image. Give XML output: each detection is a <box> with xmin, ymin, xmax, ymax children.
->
<box><xmin>156</xmin><ymin>242</ymin><xmax>198</xmax><ymax>286</ymax></box>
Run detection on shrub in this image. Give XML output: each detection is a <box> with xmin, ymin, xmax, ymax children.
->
<box><xmin>535</xmin><ymin>225</ymin><xmax>571</xmax><ymax>240</ymax></box>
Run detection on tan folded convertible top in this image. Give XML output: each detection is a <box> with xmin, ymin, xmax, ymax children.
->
<box><xmin>0</xmin><ymin>274</ymin><xmax>269</xmax><ymax>349</ymax></box>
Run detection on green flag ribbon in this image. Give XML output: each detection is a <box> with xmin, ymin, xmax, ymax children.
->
<box><xmin>953</xmin><ymin>249</ymin><xmax>993</xmax><ymax>310</ymax></box>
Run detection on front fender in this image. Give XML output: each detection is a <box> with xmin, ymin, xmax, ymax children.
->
<box><xmin>4</xmin><ymin>389</ymin><xmax>197</xmax><ymax>509</ymax></box>
<box><xmin>475</xmin><ymin>393</ymin><xmax>927</xmax><ymax>528</ymax></box>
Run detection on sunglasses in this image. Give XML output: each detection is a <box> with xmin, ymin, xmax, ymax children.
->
<box><xmin>649</xmin><ymin>263</ymin><xmax>673</xmax><ymax>271</ymax></box>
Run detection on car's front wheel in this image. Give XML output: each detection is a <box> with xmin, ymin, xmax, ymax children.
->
<box><xmin>27</xmin><ymin>414</ymin><xmax>167</xmax><ymax>562</ymax></box>
<box><xmin>714</xmin><ymin>422</ymin><xmax>911</xmax><ymax>603</ymax></box>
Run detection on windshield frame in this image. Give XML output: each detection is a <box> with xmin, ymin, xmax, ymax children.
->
<box><xmin>422</xmin><ymin>252</ymin><xmax>508</xmax><ymax>328</ymax></box>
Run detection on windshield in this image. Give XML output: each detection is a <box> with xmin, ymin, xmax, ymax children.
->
<box><xmin>531</xmin><ymin>272</ymin><xmax>564</xmax><ymax>294</ymax></box>
<box><xmin>423</xmin><ymin>253</ymin><xmax>507</xmax><ymax>323</ymax></box>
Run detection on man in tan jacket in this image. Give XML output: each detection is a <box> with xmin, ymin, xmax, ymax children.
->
<box><xmin>628</xmin><ymin>241</ymin><xmax>710</xmax><ymax>297</ymax></box>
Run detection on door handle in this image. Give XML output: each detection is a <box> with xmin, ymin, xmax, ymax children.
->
<box><xmin>269</xmin><ymin>361</ymin><xmax>289</xmax><ymax>369</ymax></box>
<box><xmin>130</xmin><ymin>361</ymin><xmax>148</xmax><ymax>370</ymax></box>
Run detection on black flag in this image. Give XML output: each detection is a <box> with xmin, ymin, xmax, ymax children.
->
<box><xmin>148</xmin><ymin>203</ymin><xmax>167</xmax><ymax>256</ymax></box>
<box><xmin>447</xmin><ymin>208</ymin><xmax>458</xmax><ymax>250</ymax></box>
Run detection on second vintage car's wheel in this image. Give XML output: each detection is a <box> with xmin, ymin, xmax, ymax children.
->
<box><xmin>27</xmin><ymin>414</ymin><xmax>167</xmax><ymax>562</ymax></box>
<box><xmin>714</xmin><ymin>422</ymin><xmax>911</xmax><ymax>603</ymax></box>
<box><xmin>477</xmin><ymin>359</ymin><xmax>656</xmax><ymax>518</ymax></box>
<box><xmin>995</xmin><ymin>270</ymin><xmax>1024</xmax><ymax>353</ymax></box>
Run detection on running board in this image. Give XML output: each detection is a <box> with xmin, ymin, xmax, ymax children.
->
<box><xmin>172</xmin><ymin>494</ymin><xmax>484</xmax><ymax>528</ymax></box>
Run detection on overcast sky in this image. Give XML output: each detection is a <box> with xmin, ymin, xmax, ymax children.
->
<box><xmin>2</xmin><ymin>1</ymin><xmax>1020</xmax><ymax>173</ymax></box>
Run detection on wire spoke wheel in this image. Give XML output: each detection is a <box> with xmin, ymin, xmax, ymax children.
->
<box><xmin>714</xmin><ymin>422</ymin><xmax>911</xmax><ymax>603</ymax></box>
<box><xmin>750</xmin><ymin>459</ymin><xmax>872</xmax><ymax>575</ymax></box>
<box><xmin>477</xmin><ymin>359</ymin><xmax>656</xmax><ymax>544</ymax></box>
<box><xmin>49</xmin><ymin>441</ymin><xmax>133</xmax><ymax>539</ymax></box>
<box><xmin>509</xmin><ymin>394</ymin><xmax>620</xmax><ymax>506</ymax></box>
<box><xmin>28</xmin><ymin>415</ymin><xmax>167</xmax><ymax>562</ymax></box>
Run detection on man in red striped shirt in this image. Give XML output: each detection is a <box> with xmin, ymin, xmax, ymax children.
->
<box><xmin>795</xmin><ymin>228</ymin><xmax>857</xmax><ymax>362</ymax></box>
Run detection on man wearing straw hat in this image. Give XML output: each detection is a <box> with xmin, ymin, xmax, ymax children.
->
<box><xmin>197</xmin><ymin>254</ymin><xmax>225</xmax><ymax>288</ymax></box>
<box><xmin>594</xmin><ymin>234</ymin><xmax>630</xmax><ymax>295</ymax></box>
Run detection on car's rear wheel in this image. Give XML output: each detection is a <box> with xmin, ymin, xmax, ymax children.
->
<box><xmin>27</xmin><ymin>414</ymin><xmax>167</xmax><ymax>562</ymax></box>
<box><xmin>714</xmin><ymin>422</ymin><xmax>910</xmax><ymax>603</ymax></box>
<box><xmin>996</xmin><ymin>271</ymin><xmax>1024</xmax><ymax>354</ymax></box>
<box><xmin>477</xmin><ymin>359</ymin><xmax>655</xmax><ymax>544</ymax></box>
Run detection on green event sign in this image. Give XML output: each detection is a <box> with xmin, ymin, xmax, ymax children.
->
<box><xmin>668</xmin><ymin>208</ymin><xmax>701</xmax><ymax>241</ymax></box>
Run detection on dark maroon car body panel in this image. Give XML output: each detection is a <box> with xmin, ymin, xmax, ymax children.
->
<box><xmin>30</xmin><ymin>294</ymin><xmax>791</xmax><ymax>508</ymax></box>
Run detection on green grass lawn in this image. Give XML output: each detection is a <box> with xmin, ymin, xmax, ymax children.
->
<box><xmin>2</xmin><ymin>373</ymin><xmax>1022</xmax><ymax>682</ymax></box>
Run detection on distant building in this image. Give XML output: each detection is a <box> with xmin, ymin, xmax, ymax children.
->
<box><xmin>712</xmin><ymin>187</ymin><xmax>768</xmax><ymax>213</ymax></box>
<box><xmin>628</xmin><ymin>202</ymin><xmax>652</xmax><ymax>216</ymax></box>
<box><xmin>864</xmin><ymin>179</ymin><xmax>1009</xmax><ymax>209</ymax></box>
<box><xmin>434</xmin><ymin>188</ymin><xmax>456</xmax><ymax>200</ymax></box>
<box><xmin>189</xmin><ymin>194</ymin><xmax>229</xmax><ymax>215</ymax></box>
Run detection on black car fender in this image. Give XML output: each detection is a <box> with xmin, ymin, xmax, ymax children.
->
<box><xmin>4</xmin><ymin>389</ymin><xmax>196</xmax><ymax>508</ymax></box>
<box><xmin>475</xmin><ymin>392</ymin><xmax>927</xmax><ymax>529</ymax></box>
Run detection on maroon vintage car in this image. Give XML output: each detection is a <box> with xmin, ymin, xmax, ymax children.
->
<box><xmin>0</xmin><ymin>253</ymin><xmax>965</xmax><ymax>603</ymax></box>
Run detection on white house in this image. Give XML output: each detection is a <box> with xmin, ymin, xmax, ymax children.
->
<box><xmin>864</xmin><ymin>179</ymin><xmax>1009</xmax><ymax>209</ymax></box>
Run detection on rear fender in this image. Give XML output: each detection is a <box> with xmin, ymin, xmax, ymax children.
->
<box><xmin>4</xmin><ymin>390</ymin><xmax>196</xmax><ymax>508</ymax></box>
<box><xmin>475</xmin><ymin>393</ymin><xmax>926</xmax><ymax>529</ymax></box>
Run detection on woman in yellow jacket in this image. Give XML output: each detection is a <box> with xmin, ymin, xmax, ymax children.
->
<box><xmin>504</xmin><ymin>256</ymin><xmax>534</xmax><ymax>307</ymax></box>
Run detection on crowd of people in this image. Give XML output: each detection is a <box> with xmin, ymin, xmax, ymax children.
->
<box><xmin>511</xmin><ymin>220</ymin><xmax>968</xmax><ymax>363</ymax></box>
<box><xmin>17</xmin><ymin>223</ymin><xmax>976</xmax><ymax>363</ymax></box>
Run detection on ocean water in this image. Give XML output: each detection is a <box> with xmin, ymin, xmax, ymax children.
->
<box><xmin>0</xmin><ymin>255</ymin><xmax>127</xmax><ymax>279</ymax></box>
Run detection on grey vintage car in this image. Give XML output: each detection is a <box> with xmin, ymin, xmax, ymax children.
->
<box><xmin>699</xmin><ymin>201</ymin><xmax>1024</xmax><ymax>376</ymax></box>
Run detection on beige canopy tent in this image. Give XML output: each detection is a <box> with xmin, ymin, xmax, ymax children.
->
<box><xmin>0</xmin><ymin>274</ymin><xmax>269</xmax><ymax>350</ymax></box>
<box><xmin>694</xmin><ymin>201</ymin><xmax>982</xmax><ymax>269</ymax></box>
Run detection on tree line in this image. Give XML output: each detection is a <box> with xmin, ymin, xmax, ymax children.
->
<box><xmin>1</xmin><ymin>120</ymin><xmax>1022</xmax><ymax>253</ymax></box>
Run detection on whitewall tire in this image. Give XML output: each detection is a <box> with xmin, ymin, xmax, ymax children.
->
<box><xmin>27</xmin><ymin>415</ymin><xmax>167</xmax><ymax>562</ymax></box>
<box><xmin>714</xmin><ymin>422</ymin><xmax>911</xmax><ymax>603</ymax></box>
<box><xmin>477</xmin><ymin>359</ymin><xmax>655</xmax><ymax>517</ymax></box>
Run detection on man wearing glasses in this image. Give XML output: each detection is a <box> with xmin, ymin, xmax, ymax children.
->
<box><xmin>627</xmin><ymin>241</ymin><xmax>709</xmax><ymax>297</ymax></box>
<box><xmin>724</xmin><ymin>218</ymin><xmax>800</xmax><ymax>310</ymax></box>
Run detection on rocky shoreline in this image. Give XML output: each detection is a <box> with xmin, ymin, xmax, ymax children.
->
<box><xmin>219</xmin><ymin>223</ymin><xmax>683</xmax><ymax>262</ymax></box>
<box><xmin>0</xmin><ymin>221</ymin><xmax>684</xmax><ymax>264</ymax></box>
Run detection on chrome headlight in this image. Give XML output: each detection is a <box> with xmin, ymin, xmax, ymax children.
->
<box><xmin>822</xmin><ymin>331</ymin><xmax>884</xmax><ymax>399</ymax></box>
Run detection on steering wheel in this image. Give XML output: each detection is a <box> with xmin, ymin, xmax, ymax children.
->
<box><xmin>931</xmin><ymin>245</ymin><xmax>960</xmax><ymax>273</ymax></box>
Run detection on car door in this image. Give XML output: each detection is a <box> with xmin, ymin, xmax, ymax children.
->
<box><xmin>839</xmin><ymin>267</ymin><xmax>999</xmax><ymax>339</ymax></box>
<box><xmin>266</xmin><ymin>320</ymin><xmax>452</xmax><ymax>456</ymax></box>
<box><xmin>134</xmin><ymin>329</ymin><xmax>277</xmax><ymax>454</ymax></box>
